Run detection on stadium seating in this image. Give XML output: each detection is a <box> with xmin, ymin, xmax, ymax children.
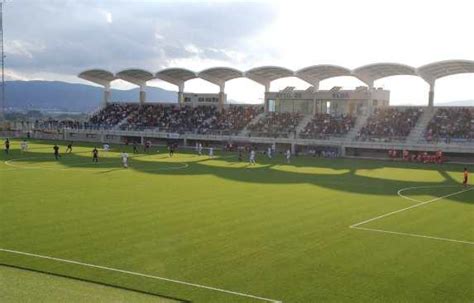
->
<box><xmin>425</xmin><ymin>108</ymin><xmax>474</xmax><ymax>143</ymax></box>
<box><xmin>120</xmin><ymin>104</ymin><xmax>263</xmax><ymax>135</ymax></box>
<box><xmin>89</xmin><ymin>103</ymin><xmax>139</xmax><ymax>128</ymax></box>
<box><xmin>357</xmin><ymin>107</ymin><xmax>423</xmax><ymax>142</ymax></box>
<box><xmin>299</xmin><ymin>113</ymin><xmax>355</xmax><ymax>139</ymax></box>
<box><xmin>247</xmin><ymin>112</ymin><xmax>303</xmax><ymax>138</ymax></box>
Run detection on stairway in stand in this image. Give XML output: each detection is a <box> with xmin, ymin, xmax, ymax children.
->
<box><xmin>406</xmin><ymin>107</ymin><xmax>437</xmax><ymax>143</ymax></box>
<box><xmin>345</xmin><ymin>113</ymin><xmax>370</xmax><ymax>142</ymax></box>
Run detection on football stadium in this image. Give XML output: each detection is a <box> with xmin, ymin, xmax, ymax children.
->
<box><xmin>1</xmin><ymin>60</ymin><xmax>473</xmax><ymax>302</ymax></box>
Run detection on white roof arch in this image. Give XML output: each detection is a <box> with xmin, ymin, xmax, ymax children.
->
<box><xmin>245</xmin><ymin>66</ymin><xmax>294</xmax><ymax>85</ymax></box>
<box><xmin>295</xmin><ymin>65</ymin><xmax>352</xmax><ymax>85</ymax></box>
<box><xmin>352</xmin><ymin>63</ymin><xmax>417</xmax><ymax>85</ymax></box>
<box><xmin>155</xmin><ymin>68</ymin><xmax>197</xmax><ymax>86</ymax></box>
<box><xmin>116</xmin><ymin>68</ymin><xmax>154</xmax><ymax>86</ymax></box>
<box><xmin>417</xmin><ymin>60</ymin><xmax>474</xmax><ymax>83</ymax></box>
<box><xmin>78</xmin><ymin>69</ymin><xmax>116</xmax><ymax>86</ymax></box>
<box><xmin>198</xmin><ymin>67</ymin><xmax>244</xmax><ymax>85</ymax></box>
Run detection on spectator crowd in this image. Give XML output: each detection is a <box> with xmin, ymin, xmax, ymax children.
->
<box><xmin>247</xmin><ymin>112</ymin><xmax>303</xmax><ymax>138</ymax></box>
<box><xmin>300</xmin><ymin>113</ymin><xmax>355</xmax><ymax>139</ymax></box>
<box><xmin>425</xmin><ymin>108</ymin><xmax>474</xmax><ymax>143</ymax></box>
<box><xmin>357</xmin><ymin>108</ymin><xmax>423</xmax><ymax>141</ymax></box>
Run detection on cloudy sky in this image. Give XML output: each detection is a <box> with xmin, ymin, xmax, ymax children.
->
<box><xmin>5</xmin><ymin>0</ymin><xmax>474</xmax><ymax>105</ymax></box>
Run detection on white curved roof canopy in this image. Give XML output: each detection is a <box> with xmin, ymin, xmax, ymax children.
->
<box><xmin>245</xmin><ymin>66</ymin><xmax>294</xmax><ymax>84</ymax></box>
<box><xmin>155</xmin><ymin>68</ymin><xmax>197</xmax><ymax>86</ymax></box>
<box><xmin>353</xmin><ymin>63</ymin><xmax>417</xmax><ymax>85</ymax></box>
<box><xmin>116</xmin><ymin>69</ymin><xmax>154</xmax><ymax>86</ymax></box>
<box><xmin>417</xmin><ymin>60</ymin><xmax>474</xmax><ymax>83</ymax></box>
<box><xmin>296</xmin><ymin>65</ymin><xmax>352</xmax><ymax>84</ymax></box>
<box><xmin>198</xmin><ymin>67</ymin><xmax>243</xmax><ymax>85</ymax></box>
<box><xmin>78</xmin><ymin>69</ymin><xmax>116</xmax><ymax>86</ymax></box>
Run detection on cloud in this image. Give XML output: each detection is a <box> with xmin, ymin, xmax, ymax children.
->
<box><xmin>4</xmin><ymin>0</ymin><xmax>278</xmax><ymax>80</ymax></box>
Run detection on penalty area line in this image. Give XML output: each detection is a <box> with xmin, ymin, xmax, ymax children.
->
<box><xmin>350</xmin><ymin>187</ymin><xmax>473</xmax><ymax>228</ymax></box>
<box><xmin>351</xmin><ymin>226</ymin><xmax>474</xmax><ymax>246</ymax></box>
<box><xmin>349</xmin><ymin>187</ymin><xmax>474</xmax><ymax>245</ymax></box>
<box><xmin>0</xmin><ymin>248</ymin><xmax>282</xmax><ymax>303</ymax></box>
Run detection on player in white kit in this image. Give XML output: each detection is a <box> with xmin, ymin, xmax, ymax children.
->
<box><xmin>198</xmin><ymin>143</ymin><xmax>203</xmax><ymax>155</ymax></box>
<box><xmin>267</xmin><ymin>147</ymin><xmax>272</xmax><ymax>159</ymax></box>
<box><xmin>20</xmin><ymin>140</ymin><xmax>28</xmax><ymax>153</ymax></box>
<box><xmin>285</xmin><ymin>149</ymin><xmax>291</xmax><ymax>163</ymax></box>
<box><xmin>121</xmin><ymin>152</ymin><xmax>129</xmax><ymax>168</ymax></box>
<box><xmin>103</xmin><ymin>143</ymin><xmax>110</xmax><ymax>152</ymax></box>
<box><xmin>209</xmin><ymin>147</ymin><xmax>214</xmax><ymax>158</ymax></box>
<box><xmin>249</xmin><ymin>150</ymin><xmax>256</xmax><ymax>165</ymax></box>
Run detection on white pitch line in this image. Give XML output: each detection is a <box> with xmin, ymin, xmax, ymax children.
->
<box><xmin>0</xmin><ymin>248</ymin><xmax>281</xmax><ymax>303</ymax></box>
<box><xmin>397</xmin><ymin>185</ymin><xmax>463</xmax><ymax>203</ymax></box>
<box><xmin>352</xmin><ymin>226</ymin><xmax>474</xmax><ymax>246</ymax></box>
<box><xmin>350</xmin><ymin>187</ymin><xmax>473</xmax><ymax>228</ymax></box>
<box><xmin>4</xmin><ymin>158</ymin><xmax>189</xmax><ymax>172</ymax></box>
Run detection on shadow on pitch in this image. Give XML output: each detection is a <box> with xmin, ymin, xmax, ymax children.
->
<box><xmin>1</xmin><ymin>142</ymin><xmax>472</xmax><ymax>204</ymax></box>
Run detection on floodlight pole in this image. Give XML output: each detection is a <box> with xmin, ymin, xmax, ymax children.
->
<box><xmin>0</xmin><ymin>1</ymin><xmax>5</xmax><ymax>121</ymax></box>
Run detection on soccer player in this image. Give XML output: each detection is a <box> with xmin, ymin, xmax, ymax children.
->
<box><xmin>121</xmin><ymin>151</ymin><xmax>129</xmax><ymax>168</ymax></box>
<box><xmin>267</xmin><ymin>147</ymin><xmax>272</xmax><ymax>159</ymax></box>
<box><xmin>198</xmin><ymin>143</ymin><xmax>203</xmax><ymax>156</ymax></box>
<box><xmin>249</xmin><ymin>149</ymin><xmax>256</xmax><ymax>165</ymax></box>
<box><xmin>463</xmin><ymin>168</ymin><xmax>469</xmax><ymax>188</ymax></box>
<box><xmin>103</xmin><ymin>143</ymin><xmax>110</xmax><ymax>152</ymax></box>
<box><xmin>132</xmin><ymin>142</ymin><xmax>138</xmax><ymax>154</ymax></box>
<box><xmin>238</xmin><ymin>147</ymin><xmax>243</xmax><ymax>162</ymax></box>
<box><xmin>209</xmin><ymin>147</ymin><xmax>214</xmax><ymax>158</ymax></box>
<box><xmin>92</xmin><ymin>147</ymin><xmax>99</xmax><ymax>163</ymax></box>
<box><xmin>285</xmin><ymin>149</ymin><xmax>291</xmax><ymax>163</ymax></box>
<box><xmin>168</xmin><ymin>144</ymin><xmax>174</xmax><ymax>157</ymax></box>
<box><xmin>20</xmin><ymin>140</ymin><xmax>28</xmax><ymax>153</ymax></box>
<box><xmin>4</xmin><ymin>138</ymin><xmax>9</xmax><ymax>154</ymax></box>
<box><xmin>53</xmin><ymin>144</ymin><xmax>60</xmax><ymax>160</ymax></box>
<box><xmin>66</xmin><ymin>142</ymin><xmax>73</xmax><ymax>153</ymax></box>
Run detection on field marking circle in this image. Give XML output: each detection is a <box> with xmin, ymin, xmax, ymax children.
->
<box><xmin>4</xmin><ymin>156</ymin><xmax>189</xmax><ymax>173</ymax></box>
<box><xmin>397</xmin><ymin>185</ymin><xmax>467</xmax><ymax>203</ymax></box>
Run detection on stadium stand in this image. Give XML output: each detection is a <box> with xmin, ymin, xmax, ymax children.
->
<box><xmin>357</xmin><ymin>107</ymin><xmax>423</xmax><ymax>142</ymax></box>
<box><xmin>247</xmin><ymin>112</ymin><xmax>303</xmax><ymax>138</ymax></box>
<box><xmin>89</xmin><ymin>103</ymin><xmax>139</xmax><ymax>128</ymax></box>
<box><xmin>119</xmin><ymin>104</ymin><xmax>263</xmax><ymax>135</ymax></box>
<box><xmin>425</xmin><ymin>107</ymin><xmax>474</xmax><ymax>143</ymax></box>
<box><xmin>299</xmin><ymin>113</ymin><xmax>355</xmax><ymax>139</ymax></box>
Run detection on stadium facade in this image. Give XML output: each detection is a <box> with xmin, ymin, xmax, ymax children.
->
<box><xmin>79</xmin><ymin>60</ymin><xmax>474</xmax><ymax>111</ymax></box>
<box><xmin>5</xmin><ymin>60</ymin><xmax>474</xmax><ymax>161</ymax></box>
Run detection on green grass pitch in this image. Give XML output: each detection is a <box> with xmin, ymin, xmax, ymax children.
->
<box><xmin>0</xmin><ymin>139</ymin><xmax>473</xmax><ymax>302</ymax></box>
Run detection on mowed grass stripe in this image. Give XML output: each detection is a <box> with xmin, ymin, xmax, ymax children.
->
<box><xmin>1</xmin><ymin>140</ymin><xmax>473</xmax><ymax>302</ymax></box>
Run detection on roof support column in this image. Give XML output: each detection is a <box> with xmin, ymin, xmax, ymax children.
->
<box><xmin>263</xmin><ymin>82</ymin><xmax>271</xmax><ymax>113</ymax></box>
<box><xmin>103</xmin><ymin>84</ymin><xmax>111</xmax><ymax>107</ymax></box>
<box><xmin>177</xmin><ymin>82</ymin><xmax>185</xmax><ymax>104</ymax></box>
<box><xmin>367</xmin><ymin>81</ymin><xmax>375</xmax><ymax>115</ymax></box>
<box><xmin>218</xmin><ymin>83</ymin><xmax>226</xmax><ymax>111</ymax></box>
<box><xmin>139</xmin><ymin>85</ymin><xmax>146</xmax><ymax>105</ymax></box>
<box><xmin>428</xmin><ymin>81</ymin><xmax>435</xmax><ymax>107</ymax></box>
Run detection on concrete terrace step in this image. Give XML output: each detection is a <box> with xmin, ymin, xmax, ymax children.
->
<box><xmin>239</xmin><ymin>112</ymin><xmax>266</xmax><ymax>136</ymax></box>
<box><xmin>406</xmin><ymin>108</ymin><xmax>437</xmax><ymax>143</ymax></box>
<box><xmin>295</xmin><ymin>115</ymin><xmax>314</xmax><ymax>137</ymax></box>
<box><xmin>346</xmin><ymin>114</ymin><xmax>369</xmax><ymax>141</ymax></box>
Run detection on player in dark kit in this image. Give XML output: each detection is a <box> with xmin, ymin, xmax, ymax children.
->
<box><xmin>92</xmin><ymin>147</ymin><xmax>99</xmax><ymax>162</ymax></box>
<box><xmin>53</xmin><ymin>144</ymin><xmax>60</xmax><ymax>160</ymax></box>
<box><xmin>66</xmin><ymin>142</ymin><xmax>73</xmax><ymax>153</ymax></box>
<box><xmin>463</xmin><ymin>168</ymin><xmax>469</xmax><ymax>187</ymax></box>
<box><xmin>133</xmin><ymin>142</ymin><xmax>138</xmax><ymax>154</ymax></box>
<box><xmin>168</xmin><ymin>144</ymin><xmax>174</xmax><ymax>157</ymax></box>
<box><xmin>4</xmin><ymin>138</ymin><xmax>9</xmax><ymax>154</ymax></box>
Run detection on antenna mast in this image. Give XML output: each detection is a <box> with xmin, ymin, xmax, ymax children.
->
<box><xmin>0</xmin><ymin>1</ymin><xmax>4</xmax><ymax>120</ymax></box>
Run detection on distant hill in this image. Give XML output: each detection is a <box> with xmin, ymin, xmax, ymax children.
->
<box><xmin>5</xmin><ymin>81</ymin><xmax>177</xmax><ymax>113</ymax></box>
<box><xmin>436</xmin><ymin>100</ymin><xmax>474</xmax><ymax>106</ymax></box>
